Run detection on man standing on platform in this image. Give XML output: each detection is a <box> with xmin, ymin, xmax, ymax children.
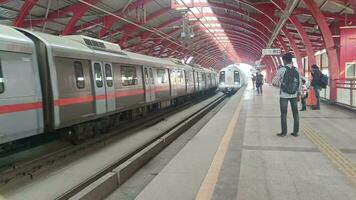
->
<box><xmin>256</xmin><ymin>71</ymin><xmax>264</xmax><ymax>95</ymax></box>
<box><xmin>272</xmin><ymin>53</ymin><xmax>302</xmax><ymax>137</ymax></box>
<box><xmin>311</xmin><ymin>64</ymin><xmax>321</xmax><ymax>110</ymax></box>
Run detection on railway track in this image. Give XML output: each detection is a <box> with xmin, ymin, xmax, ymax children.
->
<box><xmin>0</xmin><ymin>93</ymin><xmax>224</xmax><ymax>190</ymax></box>
<box><xmin>57</xmin><ymin>93</ymin><xmax>226</xmax><ymax>200</ymax></box>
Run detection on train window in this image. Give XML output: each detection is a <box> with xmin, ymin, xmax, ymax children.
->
<box><xmin>157</xmin><ymin>69</ymin><xmax>168</xmax><ymax>84</ymax></box>
<box><xmin>105</xmin><ymin>64</ymin><xmax>113</xmax><ymax>87</ymax></box>
<box><xmin>74</xmin><ymin>61</ymin><xmax>85</xmax><ymax>89</ymax></box>
<box><xmin>0</xmin><ymin>59</ymin><xmax>4</xmax><ymax>94</ymax></box>
<box><xmin>234</xmin><ymin>71</ymin><xmax>240</xmax><ymax>82</ymax></box>
<box><xmin>84</xmin><ymin>38</ymin><xmax>92</xmax><ymax>46</ymax></box>
<box><xmin>94</xmin><ymin>63</ymin><xmax>103</xmax><ymax>88</ymax></box>
<box><xmin>149</xmin><ymin>68</ymin><xmax>154</xmax><ymax>84</ymax></box>
<box><xmin>219</xmin><ymin>71</ymin><xmax>225</xmax><ymax>83</ymax></box>
<box><xmin>121</xmin><ymin>66</ymin><xmax>137</xmax><ymax>86</ymax></box>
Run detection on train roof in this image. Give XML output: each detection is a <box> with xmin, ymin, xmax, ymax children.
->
<box><xmin>219</xmin><ymin>65</ymin><xmax>240</xmax><ymax>72</ymax></box>
<box><xmin>20</xmin><ymin>29</ymin><xmax>124</xmax><ymax>60</ymax></box>
<box><xmin>123</xmin><ymin>51</ymin><xmax>179</xmax><ymax>68</ymax></box>
<box><xmin>0</xmin><ymin>24</ymin><xmax>34</xmax><ymax>54</ymax></box>
<box><xmin>0</xmin><ymin>25</ymin><xmax>217</xmax><ymax>72</ymax></box>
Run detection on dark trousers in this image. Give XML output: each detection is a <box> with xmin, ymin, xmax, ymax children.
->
<box><xmin>257</xmin><ymin>85</ymin><xmax>262</xmax><ymax>94</ymax></box>
<box><xmin>301</xmin><ymin>96</ymin><xmax>307</xmax><ymax>110</ymax></box>
<box><xmin>314</xmin><ymin>85</ymin><xmax>320</xmax><ymax>109</ymax></box>
<box><xmin>280</xmin><ymin>97</ymin><xmax>299</xmax><ymax>134</ymax></box>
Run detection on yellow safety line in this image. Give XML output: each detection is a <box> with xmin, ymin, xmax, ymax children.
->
<box><xmin>195</xmin><ymin>100</ymin><xmax>243</xmax><ymax>200</ymax></box>
<box><xmin>301</xmin><ymin>122</ymin><xmax>356</xmax><ymax>187</ymax></box>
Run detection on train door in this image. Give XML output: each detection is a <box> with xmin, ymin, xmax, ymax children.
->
<box><xmin>184</xmin><ymin>70</ymin><xmax>188</xmax><ymax>93</ymax></box>
<box><xmin>143</xmin><ymin>66</ymin><xmax>155</xmax><ymax>102</ymax></box>
<box><xmin>91</xmin><ymin>61</ymin><xmax>106</xmax><ymax>115</ymax></box>
<box><xmin>149</xmin><ymin>67</ymin><xmax>156</xmax><ymax>101</ymax></box>
<box><xmin>196</xmin><ymin>71</ymin><xmax>200</xmax><ymax>91</ymax></box>
<box><xmin>169</xmin><ymin>69</ymin><xmax>177</xmax><ymax>96</ymax></box>
<box><xmin>103</xmin><ymin>62</ymin><xmax>116</xmax><ymax>112</ymax></box>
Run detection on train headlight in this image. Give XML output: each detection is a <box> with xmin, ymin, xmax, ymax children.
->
<box><xmin>219</xmin><ymin>82</ymin><xmax>225</xmax><ymax>85</ymax></box>
<box><xmin>234</xmin><ymin>82</ymin><xmax>238</xmax><ymax>84</ymax></box>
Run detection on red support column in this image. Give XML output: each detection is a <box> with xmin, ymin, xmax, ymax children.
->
<box><xmin>13</xmin><ymin>0</ymin><xmax>38</xmax><ymax>27</ymax></box>
<box><xmin>290</xmin><ymin>16</ymin><xmax>316</xmax><ymax>71</ymax></box>
<box><xmin>277</xmin><ymin>36</ymin><xmax>289</xmax><ymax>53</ymax></box>
<box><xmin>282</xmin><ymin>28</ymin><xmax>304</xmax><ymax>75</ymax></box>
<box><xmin>303</xmin><ymin>0</ymin><xmax>340</xmax><ymax>102</ymax></box>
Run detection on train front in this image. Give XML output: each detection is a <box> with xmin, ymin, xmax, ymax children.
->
<box><xmin>218</xmin><ymin>66</ymin><xmax>242</xmax><ymax>94</ymax></box>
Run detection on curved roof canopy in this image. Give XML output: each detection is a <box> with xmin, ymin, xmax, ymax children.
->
<box><xmin>0</xmin><ymin>0</ymin><xmax>355</xmax><ymax>69</ymax></box>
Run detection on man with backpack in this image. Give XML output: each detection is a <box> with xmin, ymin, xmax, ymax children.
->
<box><xmin>273</xmin><ymin>53</ymin><xmax>302</xmax><ymax>137</ymax></box>
<box><xmin>311</xmin><ymin>64</ymin><xmax>327</xmax><ymax>110</ymax></box>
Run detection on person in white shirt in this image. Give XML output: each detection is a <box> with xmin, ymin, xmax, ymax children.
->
<box><xmin>272</xmin><ymin>53</ymin><xmax>302</xmax><ymax>137</ymax></box>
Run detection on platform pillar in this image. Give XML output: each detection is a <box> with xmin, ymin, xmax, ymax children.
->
<box><xmin>339</xmin><ymin>26</ymin><xmax>356</xmax><ymax>79</ymax></box>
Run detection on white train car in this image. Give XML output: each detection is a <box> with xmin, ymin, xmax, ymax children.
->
<box><xmin>218</xmin><ymin>65</ymin><xmax>247</xmax><ymax>94</ymax></box>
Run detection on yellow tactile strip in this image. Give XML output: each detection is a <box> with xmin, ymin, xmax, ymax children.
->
<box><xmin>195</xmin><ymin>99</ymin><xmax>243</xmax><ymax>200</ymax></box>
<box><xmin>302</xmin><ymin>122</ymin><xmax>356</xmax><ymax>187</ymax></box>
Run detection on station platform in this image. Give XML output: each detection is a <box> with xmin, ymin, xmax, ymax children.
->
<box><xmin>132</xmin><ymin>85</ymin><xmax>356</xmax><ymax>200</ymax></box>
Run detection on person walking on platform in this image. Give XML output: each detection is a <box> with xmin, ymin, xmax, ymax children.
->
<box><xmin>311</xmin><ymin>64</ymin><xmax>321</xmax><ymax>110</ymax></box>
<box><xmin>256</xmin><ymin>72</ymin><xmax>264</xmax><ymax>95</ymax></box>
<box><xmin>272</xmin><ymin>53</ymin><xmax>302</xmax><ymax>137</ymax></box>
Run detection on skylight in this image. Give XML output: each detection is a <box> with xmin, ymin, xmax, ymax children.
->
<box><xmin>173</xmin><ymin>0</ymin><xmax>240</xmax><ymax>62</ymax></box>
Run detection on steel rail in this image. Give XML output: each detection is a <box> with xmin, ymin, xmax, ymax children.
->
<box><xmin>0</xmin><ymin>93</ymin><xmax>218</xmax><ymax>186</ymax></box>
<box><xmin>55</xmin><ymin>93</ymin><xmax>227</xmax><ymax>200</ymax></box>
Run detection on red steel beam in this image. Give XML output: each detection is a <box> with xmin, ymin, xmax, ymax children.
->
<box><xmin>303</xmin><ymin>0</ymin><xmax>340</xmax><ymax>101</ymax></box>
<box><xmin>62</xmin><ymin>0</ymin><xmax>99</xmax><ymax>35</ymax></box>
<box><xmin>268</xmin><ymin>0</ymin><xmax>316</xmax><ymax>71</ymax></box>
<box><xmin>73</xmin><ymin>0</ymin><xmax>153</xmax><ymax>33</ymax></box>
<box><xmin>13</xmin><ymin>0</ymin><xmax>39</xmax><ymax>27</ymax></box>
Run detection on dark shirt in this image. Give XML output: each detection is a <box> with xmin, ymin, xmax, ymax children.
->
<box><xmin>256</xmin><ymin>74</ymin><xmax>263</xmax><ymax>85</ymax></box>
<box><xmin>311</xmin><ymin>69</ymin><xmax>321</xmax><ymax>87</ymax></box>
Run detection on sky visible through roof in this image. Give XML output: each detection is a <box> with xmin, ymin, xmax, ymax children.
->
<box><xmin>173</xmin><ymin>0</ymin><xmax>240</xmax><ymax>63</ymax></box>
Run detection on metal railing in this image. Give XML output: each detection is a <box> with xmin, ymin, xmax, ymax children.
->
<box><xmin>334</xmin><ymin>78</ymin><xmax>356</xmax><ymax>108</ymax></box>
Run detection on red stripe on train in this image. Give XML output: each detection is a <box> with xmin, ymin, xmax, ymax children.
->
<box><xmin>0</xmin><ymin>102</ymin><xmax>42</xmax><ymax>114</ymax></box>
<box><xmin>54</xmin><ymin>89</ymin><xmax>145</xmax><ymax>106</ymax></box>
<box><xmin>115</xmin><ymin>89</ymin><xmax>144</xmax><ymax>97</ymax></box>
<box><xmin>154</xmin><ymin>86</ymin><xmax>170</xmax><ymax>92</ymax></box>
<box><xmin>1</xmin><ymin>88</ymin><xmax>152</xmax><ymax>114</ymax></box>
<box><xmin>54</xmin><ymin>96</ymin><xmax>94</xmax><ymax>106</ymax></box>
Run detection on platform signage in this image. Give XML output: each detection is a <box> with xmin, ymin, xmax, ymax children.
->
<box><xmin>262</xmin><ymin>48</ymin><xmax>281</xmax><ymax>56</ymax></box>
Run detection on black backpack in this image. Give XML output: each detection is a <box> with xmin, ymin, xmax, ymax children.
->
<box><xmin>319</xmin><ymin>73</ymin><xmax>328</xmax><ymax>89</ymax></box>
<box><xmin>281</xmin><ymin>66</ymin><xmax>300</xmax><ymax>94</ymax></box>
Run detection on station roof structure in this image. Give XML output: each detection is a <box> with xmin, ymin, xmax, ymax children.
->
<box><xmin>0</xmin><ymin>0</ymin><xmax>355</xmax><ymax>69</ymax></box>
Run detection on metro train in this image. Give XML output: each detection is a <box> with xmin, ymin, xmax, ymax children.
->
<box><xmin>218</xmin><ymin>65</ymin><xmax>247</xmax><ymax>94</ymax></box>
<box><xmin>0</xmin><ymin>25</ymin><xmax>218</xmax><ymax>148</ymax></box>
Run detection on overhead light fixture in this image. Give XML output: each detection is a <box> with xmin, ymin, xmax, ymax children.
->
<box><xmin>186</xmin><ymin>56</ymin><xmax>194</xmax><ymax>64</ymax></box>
